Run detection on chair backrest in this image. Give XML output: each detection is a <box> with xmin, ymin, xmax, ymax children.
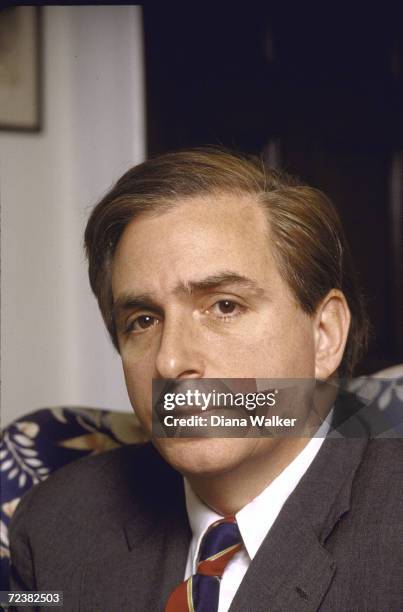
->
<box><xmin>0</xmin><ymin>406</ymin><xmax>147</xmax><ymax>590</ymax></box>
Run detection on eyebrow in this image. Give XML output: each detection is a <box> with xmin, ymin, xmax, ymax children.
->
<box><xmin>176</xmin><ymin>271</ymin><xmax>266</xmax><ymax>297</ymax></box>
<box><xmin>113</xmin><ymin>294</ymin><xmax>163</xmax><ymax>320</ymax></box>
<box><xmin>112</xmin><ymin>271</ymin><xmax>267</xmax><ymax>319</ymax></box>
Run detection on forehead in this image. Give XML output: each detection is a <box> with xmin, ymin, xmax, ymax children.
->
<box><xmin>111</xmin><ymin>194</ymin><xmax>275</xmax><ymax>295</ymax></box>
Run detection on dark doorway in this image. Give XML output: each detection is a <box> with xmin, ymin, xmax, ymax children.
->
<box><xmin>143</xmin><ymin>5</ymin><xmax>403</xmax><ymax>374</ymax></box>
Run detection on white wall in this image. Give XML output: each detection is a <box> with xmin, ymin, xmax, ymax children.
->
<box><xmin>1</xmin><ymin>6</ymin><xmax>145</xmax><ymax>426</ymax></box>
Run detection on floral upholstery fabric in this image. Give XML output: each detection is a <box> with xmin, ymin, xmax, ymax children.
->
<box><xmin>0</xmin><ymin>406</ymin><xmax>148</xmax><ymax>590</ymax></box>
<box><xmin>1</xmin><ymin>375</ymin><xmax>403</xmax><ymax>590</ymax></box>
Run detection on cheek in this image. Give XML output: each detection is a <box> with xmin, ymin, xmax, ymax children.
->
<box><xmin>121</xmin><ymin>355</ymin><xmax>156</xmax><ymax>427</ymax></box>
<box><xmin>119</xmin><ymin>330</ymin><xmax>160</xmax><ymax>379</ymax></box>
<box><xmin>274</xmin><ymin>322</ymin><xmax>316</xmax><ymax>376</ymax></box>
<box><xmin>240</xmin><ymin>309</ymin><xmax>316</xmax><ymax>378</ymax></box>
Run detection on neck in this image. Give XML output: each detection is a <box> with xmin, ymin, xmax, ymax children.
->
<box><xmin>186</xmin><ymin>436</ymin><xmax>311</xmax><ymax>516</ymax></box>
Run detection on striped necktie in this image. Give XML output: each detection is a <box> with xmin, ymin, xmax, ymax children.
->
<box><xmin>166</xmin><ymin>516</ymin><xmax>243</xmax><ymax>612</ymax></box>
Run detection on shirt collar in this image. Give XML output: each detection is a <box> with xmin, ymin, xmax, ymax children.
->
<box><xmin>184</xmin><ymin>411</ymin><xmax>332</xmax><ymax>566</ymax></box>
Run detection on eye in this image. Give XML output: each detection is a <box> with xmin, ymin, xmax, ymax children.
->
<box><xmin>127</xmin><ymin>314</ymin><xmax>160</xmax><ymax>333</ymax></box>
<box><xmin>208</xmin><ymin>300</ymin><xmax>244</xmax><ymax>319</ymax></box>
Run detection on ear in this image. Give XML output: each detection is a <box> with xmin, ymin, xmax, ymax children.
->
<box><xmin>313</xmin><ymin>289</ymin><xmax>351</xmax><ymax>380</ymax></box>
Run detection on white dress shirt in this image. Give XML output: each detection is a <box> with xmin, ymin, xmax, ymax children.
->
<box><xmin>184</xmin><ymin>417</ymin><xmax>332</xmax><ymax>612</ymax></box>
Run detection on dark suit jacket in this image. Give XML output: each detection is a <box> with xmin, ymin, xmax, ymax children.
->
<box><xmin>9</xmin><ymin>416</ymin><xmax>403</xmax><ymax>611</ymax></box>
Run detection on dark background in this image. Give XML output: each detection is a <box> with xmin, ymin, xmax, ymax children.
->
<box><xmin>143</xmin><ymin>5</ymin><xmax>403</xmax><ymax>375</ymax></box>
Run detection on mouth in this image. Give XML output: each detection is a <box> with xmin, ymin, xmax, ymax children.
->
<box><xmin>150</xmin><ymin>377</ymin><xmax>290</xmax><ymax>439</ymax></box>
<box><xmin>152</xmin><ymin>378</ymin><xmax>281</xmax><ymax>428</ymax></box>
<box><xmin>152</xmin><ymin>377</ymin><xmax>259</xmax><ymax>412</ymax></box>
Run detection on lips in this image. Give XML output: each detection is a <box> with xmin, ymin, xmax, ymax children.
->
<box><xmin>152</xmin><ymin>378</ymin><xmax>258</xmax><ymax>417</ymax></box>
<box><xmin>153</xmin><ymin>378</ymin><xmax>225</xmax><ymax>419</ymax></box>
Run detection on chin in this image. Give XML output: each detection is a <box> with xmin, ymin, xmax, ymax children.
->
<box><xmin>153</xmin><ymin>437</ymin><xmax>253</xmax><ymax>477</ymax></box>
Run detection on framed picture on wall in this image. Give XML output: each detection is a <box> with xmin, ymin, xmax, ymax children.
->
<box><xmin>0</xmin><ymin>6</ymin><xmax>41</xmax><ymax>131</ymax></box>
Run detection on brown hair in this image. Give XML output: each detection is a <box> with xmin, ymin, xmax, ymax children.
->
<box><xmin>84</xmin><ymin>148</ymin><xmax>369</xmax><ymax>376</ymax></box>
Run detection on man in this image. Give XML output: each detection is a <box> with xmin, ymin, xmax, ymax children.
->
<box><xmin>9</xmin><ymin>149</ymin><xmax>403</xmax><ymax>611</ymax></box>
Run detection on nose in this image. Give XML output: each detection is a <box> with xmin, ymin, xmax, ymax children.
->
<box><xmin>155</xmin><ymin>311</ymin><xmax>205</xmax><ymax>379</ymax></box>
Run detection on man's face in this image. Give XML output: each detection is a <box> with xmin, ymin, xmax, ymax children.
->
<box><xmin>111</xmin><ymin>194</ymin><xmax>318</xmax><ymax>475</ymax></box>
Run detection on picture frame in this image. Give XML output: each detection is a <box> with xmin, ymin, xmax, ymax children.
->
<box><xmin>0</xmin><ymin>6</ymin><xmax>42</xmax><ymax>131</ymax></box>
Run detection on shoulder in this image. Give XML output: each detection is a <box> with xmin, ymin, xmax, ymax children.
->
<box><xmin>358</xmin><ymin>438</ymin><xmax>403</xmax><ymax>480</ymax></box>
<box><xmin>9</xmin><ymin>442</ymin><xmax>182</xmax><ymax>541</ymax></box>
<box><xmin>331</xmin><ymin>438</ymin><xmax>403</xmax><ymax>563</ymax></box>
<box><xmin>8</xmin><ymin>443</ymin><xmax>186</xmax><ymax>595</ymax></box>
<box><xmin>353</xmin><ymin>438</ymin><xmax>403</xmax><ymax>508</ymax></box>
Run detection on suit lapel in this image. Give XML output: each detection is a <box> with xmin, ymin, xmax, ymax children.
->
<box><xmin>229</xmin><ymin>500</ymin><xmax>336</xmax><ymax>611</ymax></box>
<box><xmin>230</xmin><ymin>429</ymin><xmax>369</xmax><ymax>612</ymax></box>
<box><xmin>79</xmin><ymin>443</ymin><xmax>191</xmax><ymax>611</ymax></box>
<box><xmin>80</xmin><ymin>509</ymin><xmax>190</xmax><ymax>611</ymax></box>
